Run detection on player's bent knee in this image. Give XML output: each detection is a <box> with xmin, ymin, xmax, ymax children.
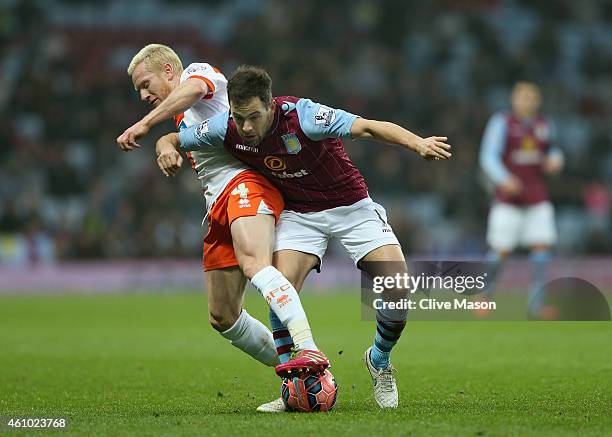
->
<box><xmin>208</xmin><ymin>309</ymin><xmax>239</xmax><ymax>332</ymax></box>
<box><xmin>273</xmin><ymin>250</ymin><xmax>319</xmax><ymax>291</ymax></box>
<box><xmin>237</xmin><ymin>256</ymin><xmax>268</xmax><ymax>280</ymax></box>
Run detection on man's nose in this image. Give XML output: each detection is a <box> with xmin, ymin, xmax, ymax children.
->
<box><xmin>140</xmin><ymin>89</ymin><xmax>152</xmax><ymax>102</ymax></box>
<box><xmin>243</xmin><ymin>120</ymin><xmax>254</xmax><ymax>133</ymax></box>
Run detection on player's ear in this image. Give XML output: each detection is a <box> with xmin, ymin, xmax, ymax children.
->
<box><xmin>164</xmin><ymin>63</ymin><xmax>174</xmax><ymax>80</ymax></box>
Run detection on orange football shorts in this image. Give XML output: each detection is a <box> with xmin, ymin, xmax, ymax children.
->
<box><xmin>203</xmin><ymin>170</ymin><xmax>284</xmax><ymax>271</ymax></box>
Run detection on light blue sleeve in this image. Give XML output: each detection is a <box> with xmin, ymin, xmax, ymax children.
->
<box><xmin>479</xmin><ymin>112</ymin><xmax>510</xmax><ymax>185</ymax></box>
<box><xmin>545</xmin><ymin>119</ymin><xmax>563</xmax><ymax>159</ymax></box>
<box><xmin>178</xmin><ymin>110</ymin><xmax>229</xmax><ymax>151</ymax></box>
<box><xmin>295</xmin><ymin>98</ymin><xmax>359</xmax><ymax>141</ymax></box>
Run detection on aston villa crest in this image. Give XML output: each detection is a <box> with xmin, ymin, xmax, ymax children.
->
<box><xmin>281</xmin><ymin>133</ymin><xmax>302</xmax><ymax>154</ymax></box>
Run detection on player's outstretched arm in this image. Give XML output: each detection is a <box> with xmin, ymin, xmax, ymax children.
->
<box><xmin>155</xmin><ymin>133</ymin><xmax>183</xmax><ymax>178</ymax></box>
<box><xmin>117</xmin><ymin>78</ymin><xmax>209</xmax><ymax>151</ymax></box>
<box><xmin>350</xmin><ymin>118</ymin><xmax>452</xmax><ymax>160</ymax></box>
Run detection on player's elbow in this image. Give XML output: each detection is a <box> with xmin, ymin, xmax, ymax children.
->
<box><xmin>350</xmin><ymin>118</ymin><xmax>375</xmax><ymax>139</ymax></box>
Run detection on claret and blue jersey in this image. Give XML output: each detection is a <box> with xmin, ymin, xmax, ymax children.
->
<box><xmin>179</xmin><ymin>96</ymin><xmax>370</xmax><ymax>213</ymax></box>
<box><xmin>479</xmin><ymin>111</ymin><xmax>562</xmax><ymax>205</ymax></box>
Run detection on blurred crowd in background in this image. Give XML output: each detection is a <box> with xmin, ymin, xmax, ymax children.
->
<box><xmin>1</xmin><ymin>0</ymin><xmax>611</xmax><ymax>265</ymax></box>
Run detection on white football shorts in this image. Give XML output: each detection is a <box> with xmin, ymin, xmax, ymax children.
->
<box><xmin>486</xmin><ymin>201</ymin><xmax>557</xmax><ymax>252</ymax></box>
<box><xmin>274</xmin><ymin>197</ymin><xmax>401</xmax><ymax>269</ymax></box>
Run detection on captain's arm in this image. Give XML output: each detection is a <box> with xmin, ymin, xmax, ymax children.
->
<box><xmin>142</xmin><ymin>78</ymin><xmax>209</xmax><ymax>129</ymax></box>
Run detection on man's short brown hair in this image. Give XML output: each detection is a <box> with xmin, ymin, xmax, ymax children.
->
<box><xmin>227</xmin><ymin>65</ymin><xmax>273</xmax><ymax>107</ymax></box>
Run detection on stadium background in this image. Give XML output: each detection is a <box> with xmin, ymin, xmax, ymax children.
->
<box><xmin>1</xmin><ymin>1</ymin><xmax>611</xmax><ymax>434</ymax></box>
<box><xmin>1</xmin><ymin>0</ymin><xmax>611</xmax><ymax>270</ymax></box>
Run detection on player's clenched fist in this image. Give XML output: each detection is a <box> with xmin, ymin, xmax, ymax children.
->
<box><xmin>157</xmin><ymin>149</ymin><xmax>183</xmax><ymax>177</ymax></box>
<box><xmin>156</xmin><ymin>133</ymin><xmax>183</xmax><ymax>177</ymax></box>
<box><xmin>415</xmin><ymin>136</ymin><xmax>452</xmax><ymax>161</ymax></box>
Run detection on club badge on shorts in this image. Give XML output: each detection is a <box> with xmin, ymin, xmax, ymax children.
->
<box><xmin>281</xmin><ymin>133</ymin><xmax>302</xmax><ymax>155</ymax></box>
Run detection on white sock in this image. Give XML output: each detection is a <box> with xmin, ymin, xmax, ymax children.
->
<box><xmin>251</xmin><ymin>266</ymin><xmax>317</xmax><ymax>351</ymax></box>
<box><xmin>220</xmin><ymin>309</ymin><xmax>279</xmax><ymax>367</ymax></box>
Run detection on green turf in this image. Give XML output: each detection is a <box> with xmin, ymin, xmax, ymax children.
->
<box><xmin>1</xmin><ymin>291</ymin><xmax>611</xmax><ymax>436</ymax></box>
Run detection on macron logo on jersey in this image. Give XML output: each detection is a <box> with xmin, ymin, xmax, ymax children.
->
<box><xmin>235</xmin><ymin>144</ymin><xmax>259</xmax><ymax>153</ymax></box>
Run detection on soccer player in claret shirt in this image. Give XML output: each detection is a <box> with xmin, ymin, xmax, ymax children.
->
<box><xmin>156</xmin><ymin>65</ymin><xmax>452</xmax><ymax>409</ymax></box>
<box><xmin>115</xmin><ymin>46</ymin><xmax>329</xmax><ymax>394</ymax></box>
<box><xmin>479</xmin><ymin>81</ymin><xmax>563</xmax><ymax>317</ymax></box>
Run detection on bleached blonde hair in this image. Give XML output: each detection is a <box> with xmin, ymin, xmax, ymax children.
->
<box><xmin>127</xmin><ymin>44</ymin><xmax>183</xmax><ymax>76</ymax></box>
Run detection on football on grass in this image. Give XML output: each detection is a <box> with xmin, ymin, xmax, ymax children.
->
<box><xmin>281</xmin><ymin>369</ymin><xmax>338</xmax><ymax>412</ymax></box>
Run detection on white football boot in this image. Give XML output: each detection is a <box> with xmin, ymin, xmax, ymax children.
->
<box><xmin>256</xmin><ymin>397</ymin><xmax>287</xmax><ymax>413</ymax></box>
<box><xmin>364</xmin><ymin>347</ymin><xmax>398</xmax><ymax>408</ymax></box>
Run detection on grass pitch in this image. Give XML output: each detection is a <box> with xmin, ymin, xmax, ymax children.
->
<box><xmin>1</xmin><ymin>291</ymin><xmax>611</xmax><ymax>436</ymax></box>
